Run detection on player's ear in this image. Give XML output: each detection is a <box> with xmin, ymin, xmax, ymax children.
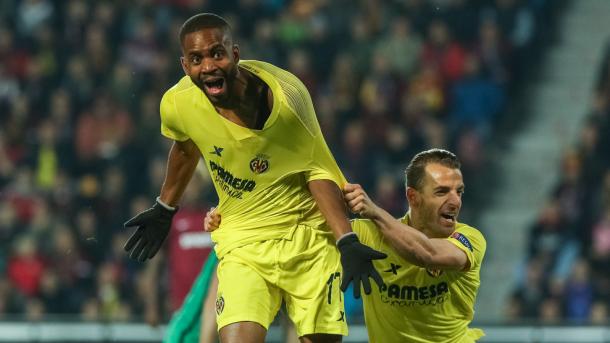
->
<box><xmin>180</xmin><ymin>56</ymin><xmax>188</xmax><ymax>75</ymax></box>
<box><xmin>406</xmin><ymin>187</ymin><xmax>419</xmax><ymax>207</ymax></box>
<box><xmin>232</xmin><ymin>44</ymin><xmax>240</xmax><ymax>63</ymax></box>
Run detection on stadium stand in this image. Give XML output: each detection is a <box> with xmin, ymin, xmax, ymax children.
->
<box><xmin>506</xmin><ymin>37</ymin><xmax>610</xmax><ymax>324</ymax></box>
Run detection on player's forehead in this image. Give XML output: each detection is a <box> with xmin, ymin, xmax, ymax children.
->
<box><xmin>422</xmin><ymin>163</ymin><xmax>463</xmax><ymax>189</ymax></box>
<box><xmin>182</xmin><ymin>27</ymin><xmax>230</xmax><ymax>52</ymax></box>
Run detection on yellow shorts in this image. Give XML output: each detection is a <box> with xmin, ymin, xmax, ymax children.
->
<box><xmin>215</xmin><ymin>225</ymin><xmax>348</xmax><ymax>337</ymax></box>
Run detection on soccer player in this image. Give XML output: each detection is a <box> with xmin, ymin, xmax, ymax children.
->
<box><xmin>205</xmin><ymin>149</ymin><xmax>487</xmax><ymax>342</ymax></box>
<box><xmin>122</xmin><ymin>13</ymin><xmax>386</xmax><ymax>343</ymax></box>
<box><xmin>344</xmin><ymin>148</ymin><xmax>486</xmax><ymax>343</ymax></box>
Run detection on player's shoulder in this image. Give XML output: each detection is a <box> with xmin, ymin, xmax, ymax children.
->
<box><xmin>455</xmin><ymin>222</ymin><xmax>484</xmax><ymax>237</ymax></box>
<box><xmin>453</xmin><ymin>222</ymin><xmax>486</xmax><ymax>248</ymax></box>
<box><xmin>163</xmin><ymin>76</ymin><xmax>196</xmax><ymax>97</ymax></box>
<box><xmin>241</xmin><ymin>60</ymin><xmax>302</xmax><ymax>86</ymax></box>
<box><xmin>350</xmin><ymin>218</ymin><xmax>377</xmax><ymax>231</ymax></box>
<box><xmin>161</xmin><ymin>76</ymin><xmax>198</xmax><ymax>110</ymax></box>
<box><xmin>350</xmin><ymin>219</ymin><xmax>382</xmax><ymax>243</ymax></box>
<box><xmin>240</xmin><ymin>59</ymin><xmax>290</xmax><ymax>76</ymax></box>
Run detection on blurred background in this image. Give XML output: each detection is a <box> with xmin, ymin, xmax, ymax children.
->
<box><xmin>1</xmin><ymin>0</ymin><xmax>610</xmax><ymax>342</ymax></box>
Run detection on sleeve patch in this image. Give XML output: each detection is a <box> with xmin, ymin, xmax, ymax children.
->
<box><xmin>451</xmin><ymin>232</ymin><xmax>473</xmax><ymax>252</ymax></box>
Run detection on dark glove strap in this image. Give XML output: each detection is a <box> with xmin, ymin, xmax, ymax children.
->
<box><xmin>155</xmin><ymin>197</ymin><xmax>178</xmax><ymax>212</ymax></box>
<box><xmin>153</xmin><ymin>201</ymin><xmax>178</xmax><ymax>219</ymax></box>
<box><xmin>337</xmin><ymin>233</ymin><xmax>359</xmax><ymax>250</ymax></box>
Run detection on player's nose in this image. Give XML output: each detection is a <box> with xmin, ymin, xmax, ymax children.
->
<box><xmin>447</xmin><ymin>191</ymin><xmax>462</xmax><ymax>208</ymax></box>
<box><xmin>201</xmin><ymin>58</ymin><xmax>218</xmax><ymax>73</ymax></box>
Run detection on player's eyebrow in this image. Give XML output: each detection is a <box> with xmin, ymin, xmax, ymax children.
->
<box><xmin>187</xmin><ymin>42</ymin><xmax>224</xmax><ymax>55</ymax></box>
<box><xmin>433</xmin><ymin>185</ymin><xmax>465</xmax><ymax>193</ymax></box>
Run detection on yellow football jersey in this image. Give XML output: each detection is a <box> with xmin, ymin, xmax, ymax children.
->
<box><xmin>159</xmin><ymin>60</ymin><xmax>346</xmax><ymax>257</ymax></box>
<box><xmin>351</xmin><ymin>215</ymin><xmax>486</xmax><ymax>343</ymax></box>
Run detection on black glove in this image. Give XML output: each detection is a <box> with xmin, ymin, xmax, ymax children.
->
<box><xmin>123</xmin><ymin>199</ymin><xmax>178</xmax><ymax>262</ymax></box>
<box><xmin>338</xmin><ymin>233</ymin><xmax>387</xmax><ymax>299</ymax></box>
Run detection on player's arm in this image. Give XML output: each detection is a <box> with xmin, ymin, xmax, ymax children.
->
<box><xmin>344</xmin><ymin>183</ymin><xmax>469</xmax><ymax>271</ymax></box>
<box><xmin>159</xmin><ymin>139</ymin><xmax>201</xmax><ymax>205</ymax></box>
<box><xmin>307</xmin><ymin>179</ymin><xmax>352</xmax><ymax>238</ymax></box>
<box><xmin>124</xmin><ymin>139</ymin><xmax>201</xmax><ymax>262</ymax></box>
<box><xmin>308</xmin><ymin>180</ymin><xmax>387</xmax><ymax>298</ymax></box>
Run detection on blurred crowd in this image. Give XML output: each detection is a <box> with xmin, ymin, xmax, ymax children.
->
<box><xmin>0</xmin><ymin>0</ymin><xmax>560</xmax><ymax>322</ymax></box>
<box><xmin>507</xmin><ymin>42</ymin><xmax>610</xmax><ymax>324</ymax></box>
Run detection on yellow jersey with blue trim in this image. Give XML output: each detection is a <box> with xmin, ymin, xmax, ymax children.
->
<box><xmin>159</xmin><ymin>60</ymin><xmax>346</xmax><ymax>257</ymax></box>
<box><xmin>351</xmin><ymin>216</ymin><xmax>486</xmax><ymax>343</ymax></box>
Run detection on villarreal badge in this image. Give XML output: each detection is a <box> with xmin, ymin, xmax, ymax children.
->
<box><xmin>250</xmin><ymin>154</ymin><xmax>269</xmax><ymax>174</ymax></box>
<box><xmin>216</xmin><ymin>294</ymin><xmax>225</xmax><ymax>315</ymax></box>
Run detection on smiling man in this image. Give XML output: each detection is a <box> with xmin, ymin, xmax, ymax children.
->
<box><xmin>344</xmin><ymin>148</ymin><xmax>486</xmax><ymax>343</ymax></box>
<box><xmin>122</xmin><ymin>13</ymin><xmax>386</xmax><ymax>343</ymax></box>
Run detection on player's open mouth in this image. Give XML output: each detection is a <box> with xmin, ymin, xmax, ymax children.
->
<box><xmin>440</xmin><ymin>213</ymin><xmax>456</xmax><ymax>225</ymax></box>
<box><xmin>203</xmin><ymin>77</ymin><xmax>226</xmax><ymax>96</ymax></box>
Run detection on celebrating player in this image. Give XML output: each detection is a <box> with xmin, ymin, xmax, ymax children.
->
<box><xmin>122</xmin><ymin>13</ymin><xmax>385</xmax><ymax>343</ymax></box>
<box><xmin>344</xmin><ymin>148</ymin><xmax>486</xmax><ymax>342</ymax></box>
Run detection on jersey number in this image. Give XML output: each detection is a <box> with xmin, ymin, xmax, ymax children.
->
<box><xmin>326</xmin><ymin>272</ymin><xmax>341</xmax><ymax>304</ymax></box>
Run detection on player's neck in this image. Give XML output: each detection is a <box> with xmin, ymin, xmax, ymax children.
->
<box><xmin>408</xmin><ymin>214</ymin><xmax>425</xmax><ymax>235</ymax></box>
<box><xmin>214</xmin><ymin>69</ymin><xmax>271</xmax><ymax>129</ymax></box>
<box><xmin>408</xmin><ymin>212</ymin><xmax>437</xmax><ymax>238</ymax></box>
<box><xmin>213</xmin><ymin>68</ymin><xmax>248</xmax><ymax>110</ymax></box>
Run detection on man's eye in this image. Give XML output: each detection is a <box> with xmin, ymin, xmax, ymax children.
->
<box><xmin>191</xmin><ymin>56</ymin><xmax>201</xmax><ymax>64</ymax></box>
<box><xmin>213</xmin><ymin>51</ymin><xmax>223</xmax><ymax>59</ymax></box>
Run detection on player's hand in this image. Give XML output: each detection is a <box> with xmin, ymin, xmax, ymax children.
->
<box><xmin>343</xmin><ymin>183</ymin><xmax>381</xmax><ymax>219</ymax></box>
<box><xmin>203</xmin><ymin>207</ymin><xmax>221</xmax><ymax>232</ymax></box>
<box><xmin>337</xmin><ymin>233</ymin><xmax>387</xmax><ymax>298</ymax></box>
<box><xmin>123</xmin><ymin>199</ymin><xmax>177</xmax><ymax>262</ymax></box>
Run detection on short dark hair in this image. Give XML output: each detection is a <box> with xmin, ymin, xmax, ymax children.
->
<box><xmin>179</xmin><ymin>13</ymin><xmax>232</xmax><ymax>45</ymax></box>
<box><xmin>405</xmin><ymin>149</ymin><xmax>461</xmax><ymax>190</ymax></box>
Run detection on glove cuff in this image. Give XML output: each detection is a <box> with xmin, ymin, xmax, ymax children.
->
<box><xmin>336</xmin><ymin>232</ymin><xmax>358</xmax><ymax>248</ymax></box>
<box><xmin>156</xmin><ymin>196</ymin><xmax>178</xmax><ymax>212</ymax></box>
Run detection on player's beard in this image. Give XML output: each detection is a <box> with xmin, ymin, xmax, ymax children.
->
<box><xmin>195</xmin><ymin>64</ymin><xmax>239</xmax><ymax>107</ymax></box>
<box><xmin>421</xmin><ymin>200</ymin><xmax>456</xmax><ymax>236</ymax></box>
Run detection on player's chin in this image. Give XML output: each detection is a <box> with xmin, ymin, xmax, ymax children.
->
<box><xmin>438</xmin><ymin>218</ymin><xmax>456</xmax><ymax>232</ymax></box>
<box><xmin>203</xmin><ymin>88</ymin><xmax>228</xmax><ymax>103</ymax></box>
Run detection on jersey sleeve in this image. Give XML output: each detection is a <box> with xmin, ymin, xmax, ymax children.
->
<box><xmin>306</xmin><ymin>134</ymin><xmax>347</xmax><ymax>187</ymax></box>
<box><xmin>446</xmin><ymin>226</ymin><xmax>486</xmax><ymax>272</ymax></box>
<box><xmin>280</xmin><ymin>70</ymin><xmax>346</xmax><ymax>187</ymax></box>
<box><xmin>160</xmin><ymin>88</ymin><xmax>189</xmax><ymax>142</ymax></box>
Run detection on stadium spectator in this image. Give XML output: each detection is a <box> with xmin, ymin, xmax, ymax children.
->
<box><xmin>511</xmin><ymin>35</ymin><xmax>610</xmax><ymax>323</ymax></box>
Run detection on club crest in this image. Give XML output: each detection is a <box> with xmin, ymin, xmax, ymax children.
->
<box><xmin>216</xmin><ymin>295</ymin><xmax>225</xmax><ymax>315</ymax></box>
<box><xmin>250</xmin><ymin>154</ymin><xmax>269</xmax><ymax>174</ymax></box>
